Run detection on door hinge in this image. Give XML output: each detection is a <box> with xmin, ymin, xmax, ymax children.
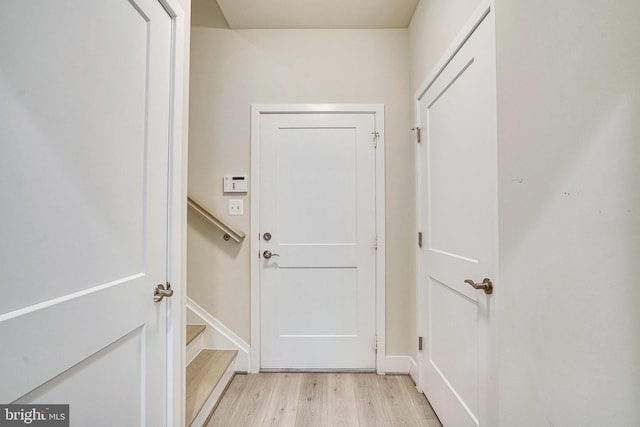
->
<box><xmin>418</xmin><ymin>336</ymin><xmax>423</xmax><ymax>351</ymax></box>
<box><xmin>412</xmin><ymin>127</ymin><xmax>421</xmax><ymax>143</ymax></box>
<box><xmin>418</xmin><ymin>232</ymin><xmax>423</xmax><ymax>248</ymax></box>
<box><xmin>372</xmin><ymin>131</ymin><xmax>380</xmax><ymax>148</ymax></box>
<box><xmin>374</xmin><ymin>335</ymin><xmax>378</xmax><ymax>352</ymax></box>
<box><xmin>373</xmin><ymin>233</ymin><xmax>378</xmax><ymax>251</ymax></box>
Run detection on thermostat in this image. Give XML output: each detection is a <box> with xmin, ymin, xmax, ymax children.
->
<box><xmin>223</xmin><ymin>175</ymin><xmax>248</xmax><ymax>193</ymax></box>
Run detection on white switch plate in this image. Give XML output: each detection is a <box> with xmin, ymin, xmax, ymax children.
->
<box><xmin>229</xmin><ymin>199</ymin><xmax>243</xmax><ymax>216</ymax></box>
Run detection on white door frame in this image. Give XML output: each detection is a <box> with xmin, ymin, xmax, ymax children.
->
<box><xmin>158</xmin><ymin>0</ymin><xmax>188</xmax><ymax>425</ymax></box>
<box><xmin>250</xmin><ymin>104</ymin><xmax>386</xmax><ymax>374</ymax></box>
<box><xmin>414</xmin><ymin>1</ymin><xmax>498</xmax><ymax>423</ymax></box>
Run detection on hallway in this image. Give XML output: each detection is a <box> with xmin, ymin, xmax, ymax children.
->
<box><xmin>207</xmin><ymin>373</ymin><xmax>442</xmax><ymax>426</ymax></box>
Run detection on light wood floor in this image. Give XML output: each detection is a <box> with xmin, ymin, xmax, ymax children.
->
<box><xmin>206</xmin><ymin>373</ymin><xmax>443</xmax><ymax>427</ymax></box>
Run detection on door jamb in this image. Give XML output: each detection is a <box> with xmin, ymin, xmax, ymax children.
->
<box><xmin>250</xmin><ymin>104</ymin><xmax>386</xmax><ymax>374</ymax></box>
<box><xmin>159</xmin><ymin>0</ymin><xmax>188</xmax><ymax>425</ymax></box>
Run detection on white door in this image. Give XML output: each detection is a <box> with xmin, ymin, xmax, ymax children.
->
<box><xmin>416</xmin><ymin>8</ymin><xmax>497</xmax><ymax>427</ymax></box>
<box><xmin>257</xmin><ymin>110</ymin><xmax>378</xmax><ymax>370</ymax></box>
<box><xmin>0</xmin><ymin>0</ymin><xmax>176</xmax><ymax>425</ymax></box>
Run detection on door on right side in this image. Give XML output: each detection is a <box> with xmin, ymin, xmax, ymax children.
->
<box><xmin>417</xmin><ymin>9</ymin><xmax>497</xmax><ymax>427</ymax></box>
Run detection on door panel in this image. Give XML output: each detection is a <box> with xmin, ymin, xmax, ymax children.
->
<box><xmin>15</xmin><ymin>329</ymin><xmax>144</xmax><ymax>424</ymax></box>
<box><xmin>277</xmin><ymin>268</ymin><xmax>358</xmax><ymax>336</ymax></box>
<box><xmin>417</xmin><ymin>10</ymin><xmax>497</xmax><ymax>427</ymax></box>
<box><xmin>277</xmin><ymin>128</ymin><xmax>357</xmax><ymax>244</ymax></box>
<box><xmin>259</xmin><ymin>112</ymin><xmax>376</xmax><ymax>370</ymax></box>
<box><xmin>429</xmin><ymin>278</ymin><xmax>479</xmax><ymax>416</ymax></box>
<box><xmin>428</xmin><ymin>57</ymin><xmax>490</xmax><ymax>262</ymax></box>
<box><xmin>0</xmin><ymin>0</ymin><xmax>174</xmax><ymax>424</ymax></box>
<box><xmin>1</xmin><ymin>0</ymin><xmax>151</xmax><ymax>313</ymax></box>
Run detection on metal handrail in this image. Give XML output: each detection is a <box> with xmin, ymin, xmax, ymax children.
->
<box><xmin>187</xmin><ymin>196</ymin><xmax>246</xmax><ymax>242</ymax></box>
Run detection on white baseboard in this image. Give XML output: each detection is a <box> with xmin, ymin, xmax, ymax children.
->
<box><xmin>186</xmin><ymin>297</ymin><xmax>250</xmax><ymax>372</ymax></box>
<box><xmin>408</xmin><ymin>356</ymin><xmax>418</xmax><ymax>385</ymax></box>
<box><xmin>385</xmin><ymin>355</ymin><xmax>417</xmax><ymax>377</ymax></box>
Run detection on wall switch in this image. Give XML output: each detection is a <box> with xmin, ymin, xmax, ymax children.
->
<box><xmin>229</xmin><ymin>199</ymin><xmax>243</xmax><ymax>216</ymax></box>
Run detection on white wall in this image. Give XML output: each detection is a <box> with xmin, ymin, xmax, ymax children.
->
<box><xmin>188</xmin><ymin>1</ymin><xmax>414</xmax><ymax>356</ymax></box>
<box><xmin>411</xmin><ymin>0</ymin><xmax>640</xmax><ymax>424</ymax></box>
<box><xmin>495</xmin><ymin>0</ymin><xmax>640</xmax><ymax>424</ymax></box>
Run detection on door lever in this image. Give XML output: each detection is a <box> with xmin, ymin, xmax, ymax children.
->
<box><xmin>263</xmin><ymin>250</ymin><xmax>280</xmax><ymax>259</ymax></box>
<box><xmin>154</xmin><ymin>283</ymin><xmax>174</xmax><ymax>302</ymax></box>
<box><xmin>464</xmin><ymin>278</ymin><xmax>493</xmax><ymax>295</ymax></box>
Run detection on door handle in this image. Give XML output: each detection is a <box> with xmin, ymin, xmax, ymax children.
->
<box><xmin>263</xmin><ymin>250</ymin><xmax>280</xmax><ymax>259</ymax></box>
<box><xmin>154</xmin><ymin>283</ymin><xmax>174</xmax><ymax>302</ymax></box>
<box><xmin>464</xmin><ymin>278</ymin><xmax>493</xmax><ymax>295</ymax></box>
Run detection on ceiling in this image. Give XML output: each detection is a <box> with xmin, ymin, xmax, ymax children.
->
<box><xmin>216</xmin><ymin>0</ymin><xmax>420</xmax><ymax>29</ymax></box>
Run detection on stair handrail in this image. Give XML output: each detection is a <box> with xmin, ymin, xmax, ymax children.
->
<box><xmin>187</xmin><ymin>195</ymin><xmax>246</xmax><ymax>242</ymax></box>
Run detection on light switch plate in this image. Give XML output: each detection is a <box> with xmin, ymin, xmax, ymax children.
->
<box><xmin>229</xmin><ymin>199</ymin><xmax>243</xmax><ymax>216</ymax></box>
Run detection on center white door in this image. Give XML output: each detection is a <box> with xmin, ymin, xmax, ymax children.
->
<box><xmin>0</xmin><ymin>0</ymin><xmax>178</xmax><ymax>425</ymax></box>
<box><xmin>256</xmin><ymin>109</ymin><xmax>379</xmax><ymax>370</ymax></box>
<box><xmin>416</xmin><ymin>7</ymin><xmax>497</xmax><ymax>427</ymax></box>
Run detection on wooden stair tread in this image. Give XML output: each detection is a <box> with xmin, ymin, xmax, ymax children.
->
<box><xmin>186</xmin><ymin>324</ymin><xmax>206</xmax><ymax>346</ymax></box>
<box><xmin>186</xmin><ymin>349</ymin><xmax>237</xmax><ymax>426</ymax></box>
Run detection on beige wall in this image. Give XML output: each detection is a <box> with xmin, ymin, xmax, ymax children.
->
<box><xmin>495</xmin><ymin>0</ymin><xmax>640</xmax><ymax>423</ymax></box>
<box><xmin>188</xmin><ymin>1</ymin><xmax>414</xmax><ymax>356</ymax></box>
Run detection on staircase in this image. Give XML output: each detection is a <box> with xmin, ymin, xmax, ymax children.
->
<box><xmin>186</xmin><ymin>324</ymin><xmax>237</xmax><ymax>426</ymax></box>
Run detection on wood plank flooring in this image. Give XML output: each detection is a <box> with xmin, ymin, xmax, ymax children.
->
<box><xmin>206</xmin><ymin>373</ymin><xmax>442</xmax><ymax>427</ymax></box>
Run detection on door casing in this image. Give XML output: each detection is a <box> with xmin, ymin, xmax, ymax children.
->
<box><xmin>250</xmin><ymin>104</ymin><xmax>386</xmax><ymax>374</ymax></box>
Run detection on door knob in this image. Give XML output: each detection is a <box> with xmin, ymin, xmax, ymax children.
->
<box><xmin>263</xmin><ymin>250</ymin><xmax>280</xmax><ymax>259</ymax></box>
<box><xmin>464</xmin><ymin>278</ymin><xmax>493</xmax><ymax>295</ymax></box>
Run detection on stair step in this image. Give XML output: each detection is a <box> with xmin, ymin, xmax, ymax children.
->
<box><xmin>186</xmin><ymin>349</ymin><xmax>237</xmax><ymax>426</ymax></box>
<box><xmin>186</xmin><ymin>324</ymin><xmax>206</xmax><ymax>346</ymax></box>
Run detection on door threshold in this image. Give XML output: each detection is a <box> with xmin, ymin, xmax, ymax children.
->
<box><xmin>259</xmin><ymin>368</ymin><xmax>377</xmax><ymax>373</ymax></box>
